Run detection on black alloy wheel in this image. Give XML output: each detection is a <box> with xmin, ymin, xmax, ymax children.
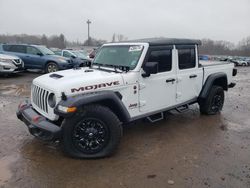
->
<box><xmin>72</xmin><ymin>118</ymin><xmax>110</xmax><ymax>154</ymax></box>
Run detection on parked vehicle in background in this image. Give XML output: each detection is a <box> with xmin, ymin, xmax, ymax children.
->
<box><xmin>53</xmin><ymin>49</ymin><xmax>91</xmax><ymax>67</ymax></box>
<box><xmin>231</xmin><ymin>59</ymin><xmax>249</xmax><ymax>66</ymax></box>
<box><xmin>199</xmin><ymin>55</ymin><xmax>210</xmax><ymax>60</ymax></box>
<box><xmin>0</xmin><ymin>53</ymin><xmax>24</xmax><ymax>75</ymax></box>
<box><xmin>236</xmin><ymin>60</ymin><xmax>249</xmax><ymax>66</ymax></box>
<box><xmin>246</xmin><ymin>59</ymin><xmax>250</xmax><ymax>66</ymax></box>
<box><xmin>0</xmin><ymin>44</ymin><xmax>73</xmax><ymax>73</ymax></box>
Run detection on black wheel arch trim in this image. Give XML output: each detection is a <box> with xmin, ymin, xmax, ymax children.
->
<box><xmin>54</xmin><ymin>91</ymin><xmax>130</xmax><ymax>123</ymax></box>
<box><xmin>199</xmin><ymin>72</ymin><xmax>228</xmax><ymax>100</ymax></box>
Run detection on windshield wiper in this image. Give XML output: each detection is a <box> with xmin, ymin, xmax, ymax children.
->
<box><xmin>92</xmin><ymin>63</ymin><xmax>120</xmax><ymax>72</ymax></box>
<box><xmin>92</xmin><ymin>63</ymin><xmax>130</xmax><ymax>73</ymax></box>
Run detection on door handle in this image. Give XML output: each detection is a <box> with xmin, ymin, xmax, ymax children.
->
<box><xmin>189</xmin><ymin>74</ymin><xmax>197</xmax><ymax>78</ymax></box>
<box><xmin>166</xmin><ymin>78</ymin><xmax>176</xmax><ymax>83</ymax></box>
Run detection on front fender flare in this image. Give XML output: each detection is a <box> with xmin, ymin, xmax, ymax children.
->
<box><xmin>54</xmin><ymin>91</ymin><xmax>130</xmax><ymax>123</ymax></box>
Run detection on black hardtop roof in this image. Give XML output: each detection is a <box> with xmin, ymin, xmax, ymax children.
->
<box><xmin>124</xmin><ymin>38</ymin><xmax>202</xmax><ymax>46</ymax></box>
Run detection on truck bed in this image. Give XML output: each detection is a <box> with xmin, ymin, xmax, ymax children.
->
<box><xmin>200</xmin><ymin>60</ymin><xmax>235</xmax><ymax>86</ymax></box>
<box><xmin>200</xmin><ymin>60</ymin><xmax>231</xmax><ymax>67</ymax></box>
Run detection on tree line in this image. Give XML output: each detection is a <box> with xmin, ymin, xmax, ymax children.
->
<box><xmin>199</xmin><ymin>37</ymin><xmax>250</xmax><ymax>56</ymax></box>
<box><xmin>0</xmin><ymin>33</ymin><xmax>249</xmax><ymax>56</ymax></box>
<box><xmin>0</xmin><ymin>34</ymin><xmax>66</xmax><ymax>49</ymax></box>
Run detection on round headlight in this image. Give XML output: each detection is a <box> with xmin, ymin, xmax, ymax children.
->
<box><xmin>48</xmin><ymin>93</ymin><xmax>56</xmax><ymax>108</ymax></box>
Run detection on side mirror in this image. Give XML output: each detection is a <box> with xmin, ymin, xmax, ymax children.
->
<box><xmin>37</xmin><ymin>52</ymin><xmax>43</xmax><ymax>56</ymax></box>
<box><xmin>89</xmin><ymin>54</ymin><xmax>95</xmax><ymax>59</ymax></box>
<box><xmin>142</xmin><ymin>62</ymin><xmax>158</xmax><ymax>77</ymax></box>
<box><xmin>71</xmin><ymin>55</ymin><xmax>76</xmax><ymax>59</ymax></box>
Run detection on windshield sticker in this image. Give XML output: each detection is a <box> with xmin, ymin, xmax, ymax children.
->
<box><xmin>129</xmin><ymin>46</ymin><xmax>143</xmax><ymax>52</ymax></box>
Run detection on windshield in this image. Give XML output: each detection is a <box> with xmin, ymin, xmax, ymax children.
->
<box><xmin>72</xmin><ymin>50</ymin><xmax>88</xmax><ymax>59</ymax></box>
<box><xmin>36</xmin><ymin>46</ymin><xmax>55</xmax><ymax>55</ymax></box>
<box><xmin>93</xmin><ymin>45</ymin><xmax>143</xmax><ymax>70</ymax></box>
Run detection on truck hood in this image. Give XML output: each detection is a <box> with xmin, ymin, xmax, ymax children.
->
<box><xmin>33</xmin><ymin>67</ymin><xmax>124</xmax><ymax>96</ymax></box>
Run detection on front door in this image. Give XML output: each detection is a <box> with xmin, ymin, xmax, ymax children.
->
<box><xmin>25</xmin><ymin>46</ymin><xmax>45</xmax><ymax>69</ymax></box>
<box><xmin>139</xmin><ymin>46</ymin><xmax>177</xmax><ymax>112</ymax></box>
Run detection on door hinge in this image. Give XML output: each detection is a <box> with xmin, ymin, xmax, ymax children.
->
<box><xmin>139</xmin><ymin>100</ymin><xmax>146</xmax><ymax>107</ymax></box>
<box><xmin>176</xmin><ymin>92</ymin><xmax>182</xmax><ymax>98</ymax></box>
<box><xmin>139</xmin><ymin>83</ymin><xmax>146</xmax><ymax>90</ymax></box>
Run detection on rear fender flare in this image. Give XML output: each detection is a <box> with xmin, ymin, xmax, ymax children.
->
<box><xmin>199</xmin><ymin>72</ymin><xmax>228</xmax><ymax>100</ymax></box>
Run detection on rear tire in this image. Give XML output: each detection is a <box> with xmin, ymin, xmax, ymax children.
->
<box><xmin>199</xmin><ymin>86</ymin><xmax>224</xmax><ymax>115</ymax></box>
<box><xmin>46</xmin><ymin>62</ymin><xmax>58</xmax><ymax>73</ymax></box>
<box><xmin>62</xmin><ymin>105</ymin><xmax>123</xmax><ymax>159</ymax></box>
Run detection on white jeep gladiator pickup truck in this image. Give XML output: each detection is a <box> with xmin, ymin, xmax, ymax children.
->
<box><xmin>17</xmin><ymin>38</ymin><xmax>237</xmax><ymax>158</ymax></box>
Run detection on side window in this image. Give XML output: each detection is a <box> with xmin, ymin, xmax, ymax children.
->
<box><xmin>9</xmin><ymin>45</ymin><xmax>26</xmax><ymax>53</ymax></box>
<box><xmin>2</xmin><ymin>45</ymin><xmax>11</xmax><ymax>51</ymax></box>
<box><xmin>178</xmin><ymin>48</ymin><xmax>196</xmax><ymax>69</ymax></box>
<box><xmin>147</xmin><ymin>50</ymin><xmax>172</xmax><ymax>72</ymax></box>
<box><xmin>63</xmin><ymin>51</ymin><xmax>72</xmax><ymax>58</ymax></box>
<box><xmin>27</xmin><ymin>46</ymin><xmax>40</xmax><ymax>55</ymax></box>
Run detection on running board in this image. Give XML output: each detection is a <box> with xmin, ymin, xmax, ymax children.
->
<box><xmin>175</xmin><ymin>104</ymin><xmax>189</xmax><ymax>113</ymax></box>
<box><xmin>146</xmin><ymin>112</ymin><xmax>164</xmax><ymax>123</ymax></box>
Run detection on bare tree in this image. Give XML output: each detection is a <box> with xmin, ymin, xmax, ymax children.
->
<box><xmin>111</xmin><ymin>33</ymin><xmax>116</xmax><ymax>42</ymax></box>
<box><xmin>117</xmin><ymin>34</ymin><xmax>127</xmax><ymax>42</ymax></box>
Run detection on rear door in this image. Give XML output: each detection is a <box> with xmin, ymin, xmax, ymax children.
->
<box><xmin>176</xmin><ymin>45</ymin><xmax>203</xmax><ymax>103</ymax></box>
<box><xmin>139</xmin><ymin>46</ymin><xmax>177</xmax><ymax>112</ymax></box>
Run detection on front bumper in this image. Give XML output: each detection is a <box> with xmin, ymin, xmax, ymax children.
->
<box><xmin>0</xmin><ymin>62</ymin><xmax>24</xmax><ymax>73</ymax></box>
<box><xmin>16</xmin><ymin>101</ymin><xmax>61</xmax><ymax>141</ymax></box>
<box><xmin>58</xmin><ymin>63</ymin><xmax>74</xmax><ymax>70</ymax></box>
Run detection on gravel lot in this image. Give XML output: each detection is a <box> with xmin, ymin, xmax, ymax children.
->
<box><xmin>0</xmin><ymin>68</ymin><xmax>250</xmax><ymax>188</ymax></box>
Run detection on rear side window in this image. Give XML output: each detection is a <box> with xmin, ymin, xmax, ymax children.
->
<box><xmin>4</xmin><ymin>45</ymin><xmax>26</xmax><ymax>53</ymax></box>
<box><xmin>148</xmin><ymin>50</ymin><xmax>172</xmax><ymax>72</ymax></box>
<box><xmin>2</xmin><ymin>45</ymin><xmax>11</xmax><ymax>51</ymax></box>
<box><xmin>177</xmin><ymin>46</ymin><xmax>196</xmax><ymax>69</ymax></box>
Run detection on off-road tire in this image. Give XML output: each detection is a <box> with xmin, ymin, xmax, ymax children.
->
<box><xmin>61</xmin><ymin>105</ymin><xmax>123</xmax><ymax>159</ymax></box>
<box><xmin>199</xmin><ymin>86</ymin><xmax>224</xmax><ymax>115</ymax></box>
<box><xmin>45</xmin><ymin>62</ymin><xmax>58</xmax><ymax>73</ymax></box>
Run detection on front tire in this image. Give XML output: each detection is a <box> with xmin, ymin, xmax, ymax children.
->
<box><xmin>62</xmin><ymin>105</ymin><xmax>122</xmax><ymax>159</ymax></box>
<box><xmin>46</xmin><ymin>62</ymin><xmax>58</xmax><ymax>73</ymax></box>
<box><xmin>199</xmin><ymin>86</ymin><xmax>224</xmax><ymax>115</ymax></box>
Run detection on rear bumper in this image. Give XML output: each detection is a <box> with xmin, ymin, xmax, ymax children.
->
<box><xmin>16</xmin><ymin>101</ymin><xmax>61</xmax><ymax>141</ymax></box>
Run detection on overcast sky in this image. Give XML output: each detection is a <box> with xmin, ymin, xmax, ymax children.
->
<box><xmin>0</xmin><ymin>0</ymin><xmax>249</xmax><ymax>43</ymax></box>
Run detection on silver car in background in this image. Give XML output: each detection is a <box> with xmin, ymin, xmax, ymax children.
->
<box><xmin>0</xmin><ymin>53</ymin><xmax>24</xmax><ymax>75</ymax></box>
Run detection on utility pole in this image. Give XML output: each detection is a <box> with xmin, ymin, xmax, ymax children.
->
<box><xmin>86</xmin><ymin>19</ymin><xmax>91</xmax><ymax>46</ymax></box>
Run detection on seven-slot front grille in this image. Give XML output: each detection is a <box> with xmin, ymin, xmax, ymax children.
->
<box><xmin>32</xmin><ymin>85</ymin><xmax>50</xmax><ymax>113</ymax></box>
